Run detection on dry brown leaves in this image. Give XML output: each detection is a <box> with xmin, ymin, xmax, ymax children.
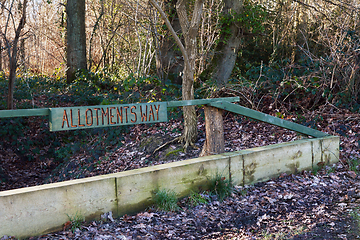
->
<box><xmin>1</xmin><ymin>106</ymin><xmax>359</xmax><ymax>240</ymax></box>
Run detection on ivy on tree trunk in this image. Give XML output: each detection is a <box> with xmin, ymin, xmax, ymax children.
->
<box><xmin>205</xmin><ymin>0</ymin><xmax>243</xmax><ymax>87</ymax></box>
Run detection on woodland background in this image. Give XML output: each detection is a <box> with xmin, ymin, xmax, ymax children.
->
<box><xmin>1</xmin><ymin>1</ymin><xmax>360</xmax><ymax>238</ymax></box>
<box><xmin>1</xmin><ymin>0</ymin><xmax>359</xmax><ymax>111</ymax></box>
<box><xmin>0</xmin><ymin>0</ymin><xmax>359</xmax><ymax>189</ymax></box>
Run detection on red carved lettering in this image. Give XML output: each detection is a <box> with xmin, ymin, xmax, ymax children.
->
<box><xmin>78</xmin><ymin>109</ymin><xmax>85</xmax><ymax>127</ymax></box>
<box><xmin>123</xmin><ymin>106</ymin><xmax>129</xmax><ymax>123</ymax></box>
<box><xmin>154</xmin><ymin>104</ymin><xmax>160</xmax><ymax>120</ymax></box>
<box><xmin>62</xmin><ymin>110</ymin><xmax>69</xmax><ymax>128</ymax></box>
<box><xmin>101</xmin><ymin>108</ymin><xmax>109</xmax><ymax>125</ymax></box>
<box><xmin>94</xmin><ymin>108</ymin><xmax>100</xmax><ymax>125</ymax></box>
<box><xmin>140</xmin><ymin>105</ymin><xmax>147</xmax><ymax>122</ymax></box>
<box><xmin>116</xmin><ymin>107</ymin><xmax>123</xmax><ymax>123</ymax></box>
<box><xmin>149</xmin><ymin>105</ymin><xmax>155</xmax><ymax>121</ymax></box>
<box><xmin>70</xmin><ymin>109</ymin><xmax>77</xmax><ymax>128</ymax></box>
<box><xmin>110</xmin><ymin>107</ymin><xmax>116</xmax><ymax>125</ymax></box>
<box><xmin>85</xmin><ymin>109</ymin><xmax>93</xmax><ymax>126</ymax></box>
<box><xmin>130</xmin><ymin>106</ymin><xmax>137</xmax><ymax>123</ymax></box>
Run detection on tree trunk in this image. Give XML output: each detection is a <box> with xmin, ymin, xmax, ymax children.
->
<box><xmin>19</xmin><ymin>39</ymin><xmax>25</xmax><ymax>70</ymax></box>
<box><xmin>0</xmin><ymin>40</ymin><xmax>2</xmax><ymax>73</ymax></box>
<box><xmin>155</xmin><ymin>0</ymin><xmax>183</xmax><ymax>84</ymax></box>
<box><xmin>88</xmin><ymin>5</ymin><xmax>104</xmax><ymax>71</ymax></box>
<box><xmin>291</xmin><ymin>2</ymin><xmax>299</xmax><ymax>63</ymax></box>
<box><xmin>176</xmin><ymin>0</ymin><xmax>203</xmax><ymax>149</ymax></box>
<box><xmin>150</xmin><ymin>0</ymin><xmax>203</xmax><ymax>149</ymax></box>
<box><xmin>66</xmin><ymin>0</ymin><xmax>87</xmax><ymax>83</ymax></box>
<box><xmin>200</xmin><ymin>106</ymin><xmax>224</xmax><ymax>156</ymax></box>
<box><xmin>207</xmin><ymin>0</ymin><xmax>243</xmax><ymax>87</ymax></box>
<box><xmin>7</xmin><ymin>46</ymin><xmax>17</xmax><ymax>109</ymax></box>
<box><xmin>182</xmin><ymin>68</ymin><xmax>197</xmax><ymax>147</ymax></box>
<box><xmin>6</xmin><ymin>0</ymin><xmax>27</xmax><ymax>110</ymax></box>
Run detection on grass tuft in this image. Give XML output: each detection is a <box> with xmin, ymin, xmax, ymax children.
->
<box><xmin>66</xmin><ymin>212</ymin><xmax>84</xmax><ymax>233</ymax></box>
<box><xmin>208</xmin><ymin>173</ymin><xmax>233</xmax><ymax>201</ymax></box>
<box><xmin>187</xmin><ymin>191</ymin><xmax>209</xmax><ymax>207</ymax></box>
<box><xmin>347</xmin><ymin>158</ymin><xmax>360</xmax><ymax>173</ymax></box>
<box><xmin>153</xmin><ymin>189</ymin><xmax>180</xmax><ymax>212</ymax></box>
<box><xmin>350</xmin><ymin>208</ymin><xmax>360</xmax><ymax>237</ymax></box>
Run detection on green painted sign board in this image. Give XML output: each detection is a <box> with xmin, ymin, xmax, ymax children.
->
<box><xmin>49</xmin><ymin>102</ymin><xmax>167</xmax><ymax>131</ymax></box>
<box><xmin>0</xmin><ymin>97</ymin><xmax>330</xmax><ymax>137</ymax></box>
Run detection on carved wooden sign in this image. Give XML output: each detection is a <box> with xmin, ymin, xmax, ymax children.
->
<box><xmin>49</xmin><ymin>102</ymin><xmax>167</xmax><ymax>131</ymax></box>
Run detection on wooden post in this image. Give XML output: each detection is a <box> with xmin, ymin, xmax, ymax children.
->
<box><xmin>200</xmin><ymin>106</ymin><xmax>224</xmax><ymax>156</ymax></box>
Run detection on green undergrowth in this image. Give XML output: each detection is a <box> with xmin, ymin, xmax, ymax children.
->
<box><xmin>347</xmin><ymin>158</ymin><xmax>360</xmax><ymax>173</ymax></box>
<box><xmin>153</xmin><ymin>189</ymin><xmax>180</xmax><ymax>212</ymax></box>
<box><xmin>261</xmin><ymin>226</ymin><xmax>306</xmax><ymax>240</ymax></box>
<box><xmin>208</xmin><ymin>172</ymin><xmax>234</xmax><ymax>201</ymax></box>
<box><xmin>66</xmin><ymin>212</ymin><xmax>85</xmax><ymax>233</ymax></box>
<box><xmin>350</xmin><ymin>208</ymin><xmax>360</xmax><ymax>237</ymax></box>
<box><xmin>187</xmin><ymin>191</ymin><xmax>209</xmax><ymax>207</ymax></box>
<box><xmin>213</xmin><ymin>48</ymin><xmax>360</xmax><ymax>113</ymax></box>
<box><xmin>165</xmin><ymin>148</ymin><xmax>184</xmax><ymax>157</ymax></box>
<box><xmin>0</xmin><ymin>68</ymin><xmax>184</xmax><ymax>111</ymax></box>
<box><xmin>45</xmin><ymin>126</ymin><xmax>128</xmax><ymax>182</ymax></box>
<box><xmin>153</xmin><ymin>172</ymin><xmax>233</xmax><ymax>212</ymax></box>
<box><xmin>0</xmin><ymin>69</ymin><xmax>185</xmax><ymax>183</ymax></box>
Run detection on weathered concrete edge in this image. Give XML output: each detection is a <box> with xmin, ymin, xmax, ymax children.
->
<box><xmin>0</xmin><ymin>136</ymin><xmax>339</xmax><ymax>238</ymax></box>
<box><xmin>0</xmin><ymin>155</ymin><xmax>231</xmax><ymax>238</ymax></box>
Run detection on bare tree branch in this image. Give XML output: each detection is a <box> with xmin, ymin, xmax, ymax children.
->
<box><xmin>292</xmin><ymin>0</ymin><xmax>331</xmax><ymax>21</ymax></box>
<box><xmin>149</xmin><ymin>0</ymin><xmax>190</xmax><ymax>71</ymax></box>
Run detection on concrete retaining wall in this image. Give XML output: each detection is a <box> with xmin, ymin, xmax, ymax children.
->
<box><xmin>0</xmin><ymin>136</ymin><xmax>339</xmax><ymax>239</ymax></box>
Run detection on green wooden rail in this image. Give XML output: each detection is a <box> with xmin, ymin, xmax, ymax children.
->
<box><xmin>0</xmin><ymin>108</ymin><xmax>50</xmax><ymax>118</ymax></box>
<box><xmin>209</xmin><ymin>101</ymin><xmax>329</xmax><ymax>138</ymax></box>
<box><xmin>0</xmin><ymin>96</ymin><xmax>329</xmax><ymax>137</ymax></box>
<box><xmin>0</xmin><ymin>97</ymin><xmax>239</xmax><ymax>118</ymax></box>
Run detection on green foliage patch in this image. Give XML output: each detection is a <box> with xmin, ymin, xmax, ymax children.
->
<box><xmin>187</xmin><ymin>191</ymin><xmax>209</xmax><ymax>207</ymax></box>
<box><xmin>66</xmin><ymin>212</ymin><xmax>84</xmax><ymax>233</ymax></box>
<box><xmin>0</xmin><ymin>67</ymin><xmax>184</xmax><ymax>182</ymax></box>
<box><xmin>218</xmin><ymin>0</ymin><xmax>268</xmax><ymax>44</ymax></box>
<box><xmin>153</xmin><ymin>189</ymin><xmax>180</xmax><ymax>212</ymax></box>
<box><xmin>347</xmin><ymin>158</ymin><xmax>360</xmax><ymax>174</ymax></box>
<box><xmin>208</xmin><ymin>173</ymin><xmax>233</xmax><ymax>201</ymax></box>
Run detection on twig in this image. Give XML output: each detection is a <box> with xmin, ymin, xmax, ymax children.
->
<box><xmin>153</xmin><ymin>137</ymin><xmax>181</xmax><ymax>155</ymax></box>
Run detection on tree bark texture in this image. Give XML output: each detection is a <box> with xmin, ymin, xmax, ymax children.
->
<box><xmin>200</xmin><ymin>106</ymin><xmax>224</xmax><ymax>156</ymax></box>
<box><xmin>66</xmin><ymin>0</ymin><xmax>87</xmax><ymax>83</ymax></box>
<box><xmin>7</xmin><ymin>0</ymin><xmax>27</xmax><ymax>109</ymax></box>
<box><xmin>20</xmin><ymin>39</ymin><xmax>25</xmax><ymax>70</ymax></box>
<box><xmin>176</xmin><ymin>0</ymin><xmax>204</xmax><ymax>148</ymax></box>
<box><xmin>0</xmin><ymin>40</ymin><xmax>2</xmax><ymax>73</ymax></box>
<box><xmin>155</xmin><ymin>0</ymin><xmax>183</xmax><ymax>84</ymax></box>
<box><xmin>150</xmin><ymin>0</ymin><xmax>203</xmax><ymax>149</ymax></box>
<box><xmin>208</xmin><ymin>0</ymin><xmax>243</xmax><ymax>87</ymax></box>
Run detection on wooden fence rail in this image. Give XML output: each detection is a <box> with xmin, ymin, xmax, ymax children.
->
<box><xmin>0</xmin><ymin>96</ymin><xmax>329</xmax><ymax>137</ymax></box>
